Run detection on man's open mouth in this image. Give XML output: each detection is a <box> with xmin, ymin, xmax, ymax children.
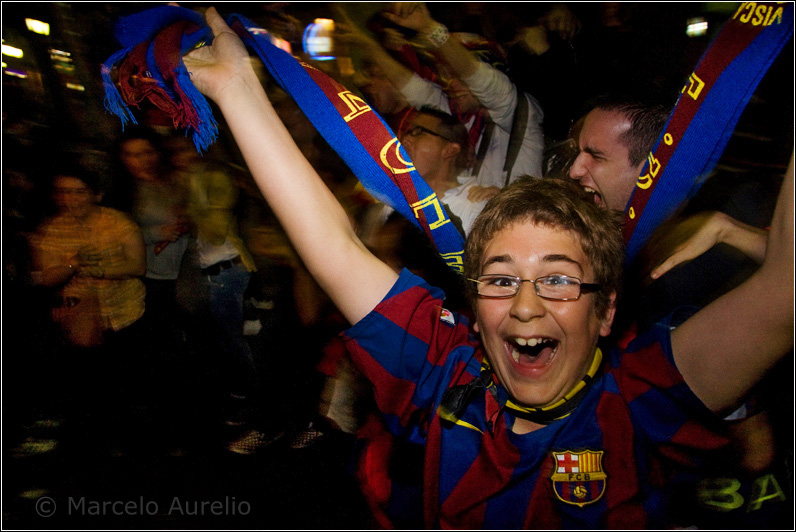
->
<box><xmin>582</xmin><ymin>186</ymin><xmax>602</xmax><ymax>206</ymax></box>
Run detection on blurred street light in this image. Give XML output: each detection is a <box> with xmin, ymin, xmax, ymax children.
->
<box><xmin>2</xmin><ymin>43</ymin><xmax>24</xmax><ymax>58</ymax></box>
<box><xmin>25</xmin><ymin>18</ymin><xmax>50</xmax><ymax>36</ymax></box>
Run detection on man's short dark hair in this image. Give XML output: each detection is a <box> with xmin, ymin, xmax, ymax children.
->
<box><xmin>417</xmin><ymin>105</ymin><xmax>472</xmax><ymax>171</ymax></box>
<box><xmin>586</xmin><ymin>92</ymin><xmax>673</xmax><ymax>167</ymax></box>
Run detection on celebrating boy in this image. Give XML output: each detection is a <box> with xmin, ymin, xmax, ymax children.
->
<box><xmin>183</xmin><ymin>8</ymin><xmax>793</xmax><ymax>528</ymax></box>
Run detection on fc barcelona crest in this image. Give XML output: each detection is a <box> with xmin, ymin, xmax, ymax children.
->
<box><xmin>550</xmin><ymin>450</ymin><xmax>607</xmax><ymax>507</ymax></box>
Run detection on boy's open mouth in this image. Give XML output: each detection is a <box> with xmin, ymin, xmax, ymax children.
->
<box><xmin>510</xmin><ymin>337</ymin><xmax>559</xmax><ymax>367</ymax></box>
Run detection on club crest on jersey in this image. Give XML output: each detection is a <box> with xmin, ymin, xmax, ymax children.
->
<box><xmin>439</xmin><ymin>308</ymin><xmax>455</xmax><ymax>326</ymax></box>
<box><xmin>550</xmin><ymin>450</ymin><xmax>607</xmax><ymax>507</ymax></box>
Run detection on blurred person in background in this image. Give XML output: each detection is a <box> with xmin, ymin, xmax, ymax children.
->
<box><xmin>172</xmin><ymin>135</ymin><xmax>270</xmax><ymax>454</ymax></box>
<box><xmin>118</xmin><ymin>127</ymin><xmax>194</xmax><ymax>452</ymax></box>
<box><xmin>336</xmin><ymin>2</ymin><xmax>545</xmax><ymax>192</ymax></box>
<box><xmin>120</xmin><ymin>128</ymin><xmax>191</xmax><ymax>344</ymax></box>
<box><xmin>492</xmin><ymin>3</ymin><xmax>583</xmax><ymax>144</ymax></box>
<box><xmin>29</xmin><ymin>159</ymin><xmax>147</xmax><ymax>455</ymax></box>
<box><xmin>399</xmin><ymin>106</ymin><xmax>487</xmax><ymax>236</ymax></box>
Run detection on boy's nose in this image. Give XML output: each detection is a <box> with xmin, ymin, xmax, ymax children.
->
<box><xmin>510</xmin><ymin>282</ymin><xmax>545</xmax><ymax>322</ymax></box>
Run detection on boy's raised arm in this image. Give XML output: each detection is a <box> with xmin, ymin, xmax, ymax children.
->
<box><xmin>185</xmin><ymin>7</ymin><xmax>399</xmax><ymax>325</ymax></box>
<box><xmin>672</xmin><ymin>152</ymin><xmax>794</xmax><ymax>414</ymax></box>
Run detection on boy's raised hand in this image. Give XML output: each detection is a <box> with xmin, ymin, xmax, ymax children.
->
<box><xmin>183</xmin><ymin>7</ymin><xmax>253</xmax><ymax>102</ymax></box>
<box><xmin>176</xmin><ymin>6</ymin><xmax>400</xmax><ymax>326</ymax></box>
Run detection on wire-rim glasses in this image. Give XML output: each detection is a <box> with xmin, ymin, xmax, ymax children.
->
<box><xmin>468</xmin><ymin>274</ymin><xmax>602</xmax><ymax>301</ymax></box>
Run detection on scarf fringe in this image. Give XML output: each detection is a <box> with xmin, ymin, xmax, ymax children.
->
<box><xmin>101</xmin><ymin>47</ymin><xmax>138</xmax><ymax>128</ymax></box>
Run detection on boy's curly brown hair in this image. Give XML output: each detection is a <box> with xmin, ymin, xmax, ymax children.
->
<box><xmin>464</xmin><ymin>177</ymin><xmax>624</xmax><ymax>319</ymax></box>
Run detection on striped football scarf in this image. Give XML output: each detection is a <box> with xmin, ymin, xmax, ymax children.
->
<box><xmin>102</xmin><ymin>6</ymin><xmax>466</xmax><ymax>273</ymax></box>
<box><xmin>623</xmin><ymin>2</ymin><xmax>793</xmax><ymax>262</ymax></box>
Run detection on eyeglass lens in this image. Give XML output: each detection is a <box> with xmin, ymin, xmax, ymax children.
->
<box><xmin>475</xmin><ymin>275</ymin><xmax>583</xmax><ymax>300</ymax></box>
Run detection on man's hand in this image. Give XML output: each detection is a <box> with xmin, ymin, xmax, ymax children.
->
<box><xmin>541</xmin><ymin>4</ymin><xmax>581</xmax><ymax>42</ymax></box>
<box><xmin>382</xmin><ymin>2</ymin><xmax>437</xmax><ymax>34</ymax></box>
<box><xmin>382</xmin><ymin>28</ymin><xmax>412</xmax><ymax>51</ymax></box>
<box><xmin>160</xmin><ymin>223</ymin><xmax>186</xmax><ymax>242</ymax></box>
<box><xmin>467</xmin><ymin>185</ymin><xmax>500</xmax><ymax>203</ymax></box>
<box><xmin>333</xmin><ymin>5</ymin><xmax>381</xmax><ymax>52</ymax></box>
<box><xmin>514</xmin><ymin>25</ymin><xmax>551</xmax><ymax>56</ymax></box>
<box><xmin>650</xmin><ymin>211</ymin><xmax>768</xmax><ymax>279</ymax></box>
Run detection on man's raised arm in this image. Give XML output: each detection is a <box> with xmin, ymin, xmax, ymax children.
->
<box><xmin>672</xmin><ymin>152</ymin><xmax>794</xmax><ymax>413</ymax></box>
<box><xmin>185</xmin><ymin>7</ymin><xmax>398</xmax><ymax>325</ymax></box>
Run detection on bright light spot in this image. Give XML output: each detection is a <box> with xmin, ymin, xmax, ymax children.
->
<box><xmin>25</xmin><ymin>18</ymin><xmax>50</xmax><ymax>35</ymax></box>
<box><xmin>247</xmin><ymin>26</ymin><xmax>292</xmax><ymax>53</ymax></box>
<box><xmin>270</xmin><ymin>36</ymin><xmax>292</xmax><ymax>54</ymax></box>
<box><xmin>51</xmin><ymin>54</ymin><xmax>73</xmax><ymax>64</ymax></box>
<box><xmin>66</xmin><ymin>82</ymin><xmax>85</xmax><ymax>91</ymax></box>
<box><xmin>54</xmin><ymin>62</ymin><xmax>75</xmax><ymax>73</ymax></box>
<box><xmin>4</xmin><ymin>68</ymin><xmax>28</xmax><ymax>79</ymax></box>
<box><xmin>2</xmin><ymin>44</ymin><xmax>24</xmax><ymax>58</ymax></box>
<box><xmin>686</xmin><ymin>18</ymin><xmax>708</xmax><ymax>37</ymax></box>
<box><xmin>303</xmin><ymin>18</ymin><xmax>336</xmax><ymax>61</ymax></box>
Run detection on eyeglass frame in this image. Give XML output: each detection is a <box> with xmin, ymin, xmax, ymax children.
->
<box><xmin>467</xmin><ymin>274</ymin><xmax>602</xmax><ymax>301</ymax></box>
<box><xmin>404</xmin><ymin>124</ymin><xmax>454</xmax><ymax>143</ymax></box>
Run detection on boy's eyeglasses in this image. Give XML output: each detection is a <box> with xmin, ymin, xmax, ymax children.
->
<box><xmin>468</xmin><ymin>274</ymin><xmax>602</xmax><ymax>301</ymax></box>
<box><xmin>405</xmin><ymin>125</ymin><xmax>452</xmax><ymax>142</ymax></box>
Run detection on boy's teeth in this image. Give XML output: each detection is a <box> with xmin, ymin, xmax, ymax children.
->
<box><xmin>514</xmin><ymin>337</ymin><xmax>548</xmax><ymax>346</ymax></box>
<box><xmin>512</xmin><ymin>348</ymin><xmax>520</xmax><ymax>363</ymax></box>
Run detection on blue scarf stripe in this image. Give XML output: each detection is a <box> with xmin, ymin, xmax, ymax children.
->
<box><xmin>102</xmin><ymin>7</ymin><xmax>465</xmax><ymax>270</ymax></box>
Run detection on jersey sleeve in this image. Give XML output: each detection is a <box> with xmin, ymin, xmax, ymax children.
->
<box><xmin>610</xmin><ymin>311</ymin><xmax>729</xmax><ymax>467</ymax></box>
<box><xmin>343</xmin><ymin>269</ymin><xmax>477</xmax><ymax>444</ymax></box>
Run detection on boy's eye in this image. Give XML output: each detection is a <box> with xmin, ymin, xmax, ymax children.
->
<box><xmin>539</xmin><ymin>275</ymin><xmax>575</xmax><ymax>286</ymax></box>
<box><xmin>487</xmin><ymin>276</ymin><xmax>518</xmax><ymax>287</ymax></box>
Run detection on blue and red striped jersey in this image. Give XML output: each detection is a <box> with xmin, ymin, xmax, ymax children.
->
<box><xmin>343</xmin><ymin>270</ymin><xmax>729</xmax><ymax>529</ymax></box>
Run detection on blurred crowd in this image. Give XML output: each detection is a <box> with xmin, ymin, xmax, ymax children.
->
<box><xmin>3</xmin><ymin>2</ymin><xmax>793</xmax><ymax>529</ymax></box>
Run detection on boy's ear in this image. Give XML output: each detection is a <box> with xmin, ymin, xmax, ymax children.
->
<box><xmin>599</xmin><ymin>291</ymin><xmax>617</xmax><ymax>337</ymax></box>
